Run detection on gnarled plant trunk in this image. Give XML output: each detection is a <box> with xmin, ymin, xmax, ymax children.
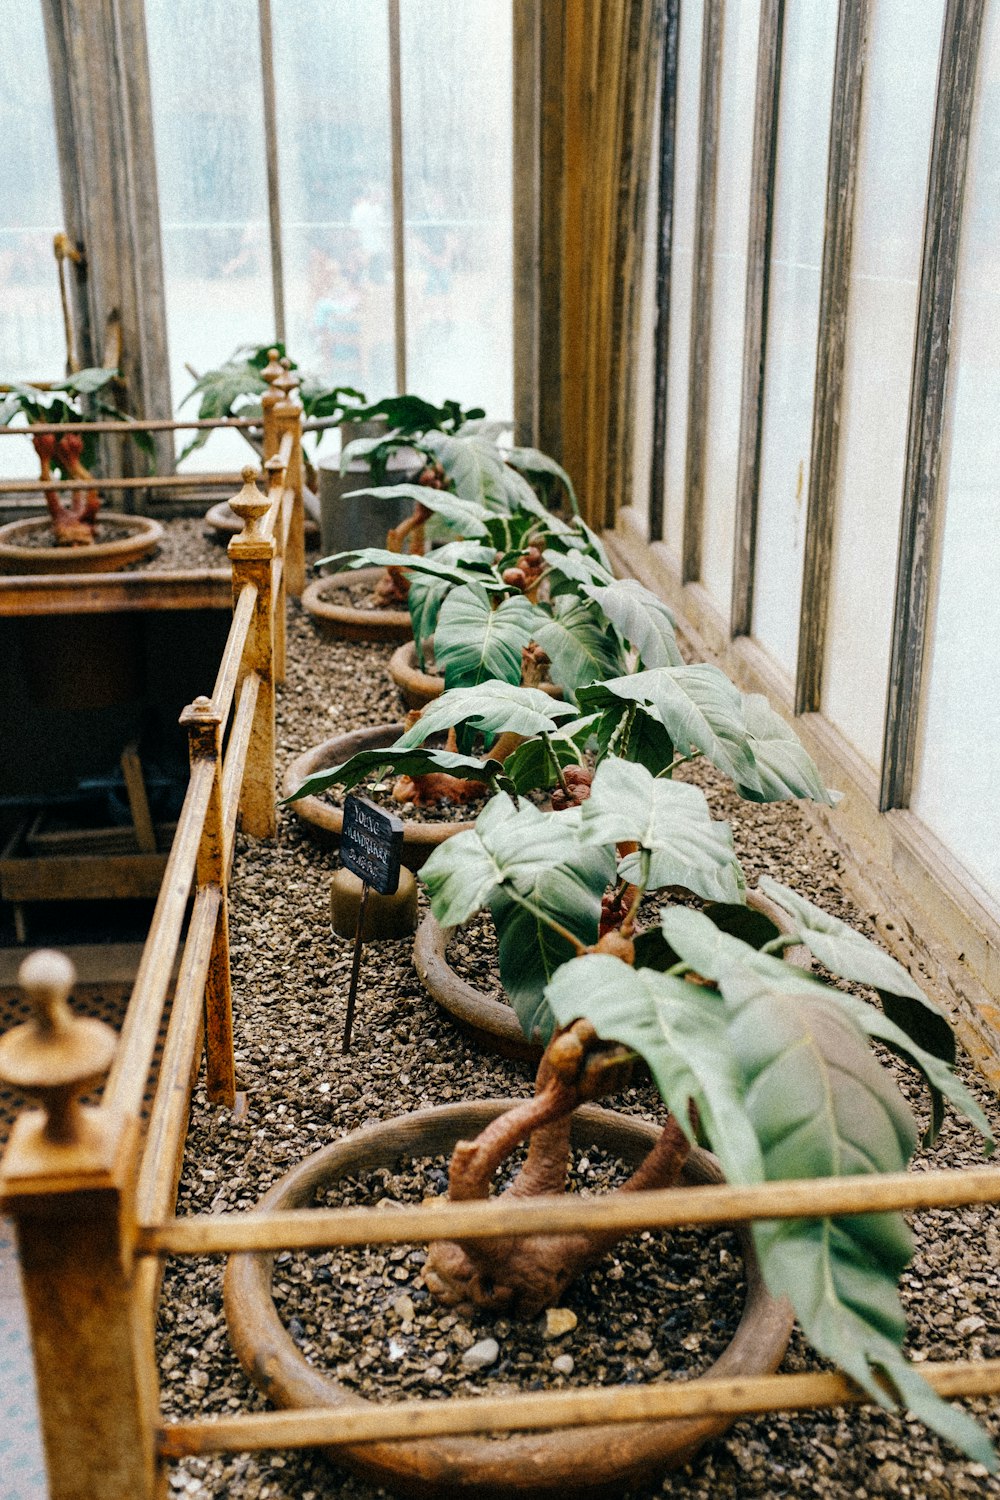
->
<box><xmin>33</xmin><ymin>432</ymin><xmax>101</xmax><ymax>546</ymax></box>
<box><xmin>422</xmin><ymin>1024</ymin><xmax>691</xmax><ymax>1318</ymax></box>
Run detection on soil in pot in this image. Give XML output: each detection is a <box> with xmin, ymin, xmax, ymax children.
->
<box><xmin>282</xmin><ymin>722</ymin><xmax>480</xmax><ymax>866</ymax></box>
<box><xmin>224</xmin><ymin>1101</ymin><xmax>793</xmax><ymax>1499</ymax></box>
<box><xmin>389</xmin><ymin>640</ymin><xmax>564</xmax><ymax>712</ymax></box>
<box><xmin>0</xmin><ymin>513</ymin><xmax>164</xmax><ymax>574</ymax></box>
<box><xmin>302</xmin><ymin>568</ymin><xmax>412</xmax><ymax>643</ymax></box>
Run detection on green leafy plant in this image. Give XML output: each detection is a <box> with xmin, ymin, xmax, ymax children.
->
<box><xmin>177</xmin><ymin>343</ymin><xmax>364</xmax><ymax>460</ymax></box>
<box><xmin>0</xmin><ymin>366</ymin><xmax>151</xmax><ymax>545</ymax></box>
<box><xmin>411</xmin><ymin>758</ymin><xmax>996</xmax><ymax>1469</ymax></box>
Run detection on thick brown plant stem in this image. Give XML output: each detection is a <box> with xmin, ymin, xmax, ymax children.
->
<box><xmin>423</xmin><ymin>1044</ymin><xmax>692</xmax><ymax>1317</ymax></box>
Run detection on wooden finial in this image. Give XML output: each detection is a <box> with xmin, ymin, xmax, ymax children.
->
<box><xmin>0</xmin><ymin>951</ymin><xmax>117</xmax><ymax>1145</ymax></box>
<box><xmin>264</xmin><ymin>453</ymin><xmax>285</xmax><ymax>488</ymax></box>
<box><xmin>229</xmin><ymin>466</ymin><xmax>270</xmax><ymax>539</ymax></box>
<box><xmin>261</xmin><ymin>348</ymin><xmax>283</xmax><ymax>386</ymax></box>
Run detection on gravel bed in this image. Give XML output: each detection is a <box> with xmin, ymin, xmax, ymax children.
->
<box><xmin>156</xmin><ymin>600</ymin><xmax>1000</xmax><ymax>1499</ymax></box>
<box><xmin>312</xmin><ymin>573</ymin><xmax>398</xmax><ymax>611</ymax></box>
<box><xmin>8</xmin><ymin>516</ymin><xmax>141</xmax><ymax>549</ymax></box>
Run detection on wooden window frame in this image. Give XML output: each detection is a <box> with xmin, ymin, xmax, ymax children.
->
<box><xmin>879</xmin><ymin>0</ymin><xmax>986</xmax><ymax>811</ymax></box>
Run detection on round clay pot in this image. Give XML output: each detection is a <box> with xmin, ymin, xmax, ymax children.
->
<box><xmin>282</xmin><ymin>722</ymin><xmax>477</xmax><ymax>869</ymax></box>
<box><xmin>389</xmin><ymin>640</ymin><xmax>565</xmax><ymax>712</ymax></box>
<box><xmin>302</xmin><ymin>568</ymin><xmax>412</xmax><ymax>643</ymax></box>
<box><xmin>203</xmin><ymin>499</ymin><xmax>318</xmax><ymax>545</ymax></box>
<box><xmin>0</xmin><ymin>513</ymin><xmax>164</xmax><ymax>574</ymax></box>
<box><xmin>414</xmin><ymin>887</ymin><xmax>812</xmax><ymax>1063</ymax></box>
<box><xmin>224</xmin><ymin>1099</ymin><xmax>794</xmax><ymax>1499</ymax></box>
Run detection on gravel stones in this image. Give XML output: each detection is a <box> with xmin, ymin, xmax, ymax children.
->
<box><xmin>155</xmin><ymin>597</ymin><xmax>1000</xmax><ymax>1499</ymax></box>
<box><xmin>461</xmin><ymin>1338</ymin><xmax>499</xmax><ymax>1371</ymax></box>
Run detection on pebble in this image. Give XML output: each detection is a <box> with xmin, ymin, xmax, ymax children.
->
<box><xmin>543</xmin><ymin>1307</ymin><xmax>578</xmax><ymax>1340</ymax></box>
<box><xmin>552</xmin><ymin>1354</ymin><xmax>575</xmax><ymax>1376</ymax></box>
<box><xmin>461</xmin><ymin>1338</ymin><xmax>500</xmax><ymax>1371</ymax></box>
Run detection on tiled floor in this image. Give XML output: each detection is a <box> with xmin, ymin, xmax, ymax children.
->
<box><xmin>0</xmin><ymin>1217</ymin><xmax>46</xmax><ymax>1500</ymax></box>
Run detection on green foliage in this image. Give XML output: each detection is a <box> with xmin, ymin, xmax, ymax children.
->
<box><xmin>581</xmin><ymin>577</ymin><xmax>683</xmax><ymax>669</ymax></box>
<box><xmin>0</xmin><ymin>367</ymin><xmax>153</xmax><ymax>469</ymax></box>
<box><xmin>433</xmin><ymin>586</ymin><xmax>541</xmax><ymax>690</ymax></box>
<box><xmin>531</xmin><ymin>596</ymin><xmax>628</xmax><ymax>700</ymax></box>
<box><xmin>283</xmin><ymin>745</ymin><xmax>502</xmax><ymax>804</ymax></box>
<box><xmin>397</xmin><ymin>682</ymin><xmax>576</xmax><ymax>755</ymax></box>
<box><xmin>341</xmin><ymin>483</ymin><xmax>492</xmax><ymax>538</ymax></box>
<box><xmin>538</xmin><ymin>903</ymin><xmax>995</xmax><ymax>1469</ymax></box>
<box><xmin>579</xmin><ymin>759</ymin><xmax>745</xmax><ymax>904</ymax></box>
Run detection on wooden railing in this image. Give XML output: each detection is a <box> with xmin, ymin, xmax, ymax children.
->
<box><xmin>1</xmin><ymin>381</ymin><xmax>999</xmax><ymax>1493</ymax></box>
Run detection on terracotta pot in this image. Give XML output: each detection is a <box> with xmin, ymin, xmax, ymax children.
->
<box><xmin>389</xmin><ymin>641</ymin><xmax>564</xmax><ymax>712</ymax></box>
<box><xmin>414</xmin><ymin>887</ymin><xmax>812</xmax><ymax>1063</ymax></box>
<box><xmin>282</xmin><ymin>722</ymin><xmax>477</xmax><ymax>868</ymax></box>
<box><xmin>0</xmin><ymin>514</ymin><xmax>164</xmax><ymax>574</ymax></box>
<box><xmin>203</xmin><ymin>499</ymin><xmax>318</xmax><ymax>544</ymax></box>
<box><xmin>224</xmin><ymin>1099</ymin><xmax>794</xmax><ymax>1499</ymax></box>
<box><xmin>302</xmin><ymin>568</ymin><xmax>412</xmax><ymax>643</ymax></box>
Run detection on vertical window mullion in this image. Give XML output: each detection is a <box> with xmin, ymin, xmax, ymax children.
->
<box><xmin>648</xmin><ymin>0</ymin><xmax>679</xmax><ymax>545</ymax></box>
<box><xmin>258</xmin><ymin>0</ymin><xmax>286</xmax><ymax>343</ymax></box>
<box><xmin>731</xmin><ymin>0</ymin><xmax>784</xmax><ymax>637</ymax></box>
<box><xmin>879</xmin><ymin>0</ymin><xmax>986</xmax><ymax>810</ymax></box>
<box><xmin>793</xmin><ymin>0</ymin><xmax>869</xmax><ymax>716</ymax></box>
<box><xmin>681</xmin><ymin>0</ymin><xmax>722</xmax><ymax>585</ymax></box>
<box><xmin>388</xmin><ymin>0</ymin><xmax>407</xmax><ymax>394</ymax></box>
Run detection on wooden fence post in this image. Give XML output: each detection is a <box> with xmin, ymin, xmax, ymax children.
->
<box><xmin>274</xmin><ymin>359</ymin><xmax>306</xmax><ymax>598</ymax></box>
<box><xmin>228</xmin><ymin>468</ymin><xmax>277</xmax><ymax>839</ymax></box>
<box><xmin>179</xmin><ymin>695</ymin><xmax>235</xmax><ymax>1108</ymax></box>
<box><xmin>265</xmin><ymin>450</ymin><xmax>287</xmax><ymax>685</ymax></box>
<box><xmin>0</xmin><ymin>951</ymin><xmax>164</xmax><ymax>1500</ymax></box>
<box><xmin>260</xmin><ymin>347</ymin><xmax>284</xmax><ymax>458</ymax></box>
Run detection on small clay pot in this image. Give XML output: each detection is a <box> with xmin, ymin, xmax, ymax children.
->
<box><xmin>389</xmin><ymin>640</ymin><xmax>564</xmax><ymax>712</ymax></box>
<box><xmin>302</xmin><ymin>568</ymin><xmax>412</xmax><ymax>643</ymax></box>
<box><xmin>414</xmin><ymin>887</ymin><xmax>812</xmax><ymax>1063</ymax></box>
<box><xmin>282</xmin><ymin>722</ymin><xmax>477</xmax><ymax>869</ymax></box>
<box><xmin>0</xmin><ymin>514</ymin><xmax>164</xmax><ymax>575</ymax></box>
<box><xmin>224</xmin><ymin>1099</ymin><xmax>794</xmax><ymax>1499</ymax></box>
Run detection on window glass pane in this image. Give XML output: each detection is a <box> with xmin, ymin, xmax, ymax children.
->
<box><xmin>399</xmin><ymin>0</ymin><xmax>512</xmax><ymax>420</ymax></box>
<box><xmin>699</xmin><ymin>0</ymin><xmax>760</xmax><ymax>623</ymax></box>
<box><xmin>912</xmin><ymin>5</ymin><xmax>1000</xmax><ymax>903</ymax></box>
<box><xmin>146</xmin><ymin>0</ymin><xmax>273</xmax><ymax>471</ymax></box>
<box><xmin>273</xmin><ymin>0</ymin><xmax>395</xmax><ymax>415</ymax></box>
<box><xmin>821</xmin><ymin>0</ymin><xmax>944</xmax><ymax>769</ymax></box>
<box><xmin>751</xmin><ymin>0</ymin><xmax>838</xmax><ymax>682</ymax></box>
<box><xmin>0</xmin><ymin>0</ymin><xmax>65</xmax><ymax>478</ymax></box>
<box><xmin>661</xmin><ymin>0</ymin><xmax>703</xmax><ymax>561</ymax></box>
<box><xmin>630</xmin><ymin>64</ymin><xmax>663</xmax><ymax>532</ymax></box>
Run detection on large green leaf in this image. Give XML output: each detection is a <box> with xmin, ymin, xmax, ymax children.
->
<box><xmin>403</xmin><ymin>541</ymin><xmax>497</xmax><ymax>666</ymax></box>
<box><xmin>829</xmin><ymin>990</ymin><xmax>994</xmax><ymax>1152</ymax></box>
<box><xmin>592</xmin><ymin>700</ymin><xmax>677</xmax><ymax>776</ymax></box>
<box><xmin>341</xmin><ymin>483</ymin><xmax>491</xmax><ymax>538</ymax></box>
<box><xmin>719</xmin><ymin>961</ymin><xmax>995</xmax><ymax>1468</ymax></box>
<box><xmin>579</xmin><ymin>666</ymin><xmax>761</xmax><ymax>793</ymax></box>
<box><xmin>492</xmin><ymin>840</ymin><xmax>614</xmax><ymax>1043</ymax></box>
<box><xmin>545</xmin><ymin>955</ymin><xmax>765</xmax><ymax>1182</ymax></box>
<box><xmin>582</xmin><ymin>578</ymin><xmax>683</xmax><ymax>668</ymax></box>
<box><xmin>503</xmin><ymin>446</ymin><xmax>580</xmax><ymax>514</ymax></box>
<box><xmin>757</xmin><ymin>878</ymin><xmax>955</xmax><ymax>1065</ymax></box>
<box><xmin>421</xmin><ymin>794</ymin><xmax>603</xmax><ymax>929</ymax></box>
<box><xmin>283</xmin><ymin>745</ymin><xmax>501</xmax><ymax>803</ymax></box>
<box><xmin>579</xmin><ymin>759</ymin><xmax>745</xmax><ymax>904</ymax></box>
<box><xmin>424</xmin><ymin>431</ymin><xmax>512</xmax><ymax>508</ymax></box>
<box><xmin>315</xmin><ymin>547</ymin><xmax>505</xmax><ymax>592</ymax></box>
<box><xmin>398</xmin><ymin>682</ymin><xmax>576</xmax><ymax>752</ymax></box>
<box><xmin>532</xmin><ymin>597</ymin><xmax>627</xmax><ymax>699</ymax></box>
<box><xmin>433</xmin><ymin>586</ymin><xmax>543</xmax><ymax>690</ymax></box>
<box><xmin>739</xmin><ymin>694</ymin><xmax>840</xmax><ymax>805</ymax></box>
<box><xmin>541</xmin><ymin>545</ymin><xmax>614</xmax><ymax>593</ymax></box>
<box><xmin>502</xmin><ymin>715</ymin><xmax>599</xmax><ymax>795</ymax></box>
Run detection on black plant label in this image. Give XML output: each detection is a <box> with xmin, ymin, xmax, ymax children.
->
<box><xmin>340</xmin><ymin>794</ymin><xmax>404</xmax><ymax>895</ymax></box>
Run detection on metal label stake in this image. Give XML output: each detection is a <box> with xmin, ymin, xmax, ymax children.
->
<box><xmin>338</xmin><ymin>794</ymin><xmax>404</xmax><ymax>1052</ymax></box>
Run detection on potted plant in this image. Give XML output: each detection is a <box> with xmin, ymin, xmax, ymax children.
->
<box><xmin>303</xmin><ymin>421</ymin><xmax>582</xmax><ymax>643</ymax></box>
<box><xmin>229</xmin><ymin>756</ymin><xmax>995</xmax><ymax>1493</ymax></box>
<box><xmin>0</xmin><ymin>367</ymin><xmax>162</xmax><ymax>573</ymax></box>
